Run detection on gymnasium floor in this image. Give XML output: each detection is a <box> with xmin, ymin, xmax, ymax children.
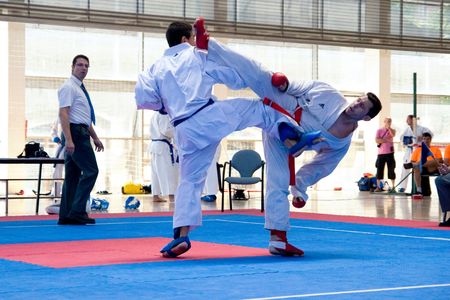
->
<box><xmin>0</xmin><ymin>187</ymin><xmax>444</xmax><ymax>222</ymax></box>
<box><xmin>1</xmin><ymin>187</ymin><xmax>449</xmax><ymax>299</ymax></box>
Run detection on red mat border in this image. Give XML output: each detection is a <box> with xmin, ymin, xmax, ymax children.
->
<box><xmin>0</xmin><ymin>237</ymin><xmax>269</xmax><ymax>268</ymax></box>
<box><xmin>1</xmin><ymin>209</ymin><xmax>448</xmax><ymax>230</ymax></box>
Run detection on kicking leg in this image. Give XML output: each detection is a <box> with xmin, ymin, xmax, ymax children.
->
<box><xmin>196</xmin><ymin>17</ymin><xmax>293</xmax><ymax>106</ymax></box>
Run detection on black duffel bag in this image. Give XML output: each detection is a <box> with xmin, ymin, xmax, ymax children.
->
<box><xmin>17</xmin><ymin>141</ymin><xmax>49</xmax><ymax>158</ymax></box>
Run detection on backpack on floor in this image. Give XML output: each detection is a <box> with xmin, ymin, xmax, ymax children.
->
<box><xmin>357</xmin><ymin>176</ymin><xmax>378</xmax><ymax>191</ymax></box>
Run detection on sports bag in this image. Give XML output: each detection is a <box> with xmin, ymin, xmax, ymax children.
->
<box><xmin>17</xmin><ymin>141</ymin><xmax>49</xmax><ymax>158</ymax></box>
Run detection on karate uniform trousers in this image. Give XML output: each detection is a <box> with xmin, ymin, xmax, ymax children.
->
<box><xmin>203</xmin><ymin>145</ymin><xmax>221</xmax><ymax>196</ymax></box>
<box><xmin>149</xmin><ymin>113</ymin><xmax>179</xmax><ymax>196</ymax></box>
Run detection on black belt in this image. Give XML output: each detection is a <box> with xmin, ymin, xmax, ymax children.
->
<box><xmin>173</xmin><ymin>99</ymin><xmax>214</xmax><ymax>127</ymax></box>
<box><xmin>151</xmin><ymin>139</ymin><xmax>178</xmax><ymax>164</ymax></box>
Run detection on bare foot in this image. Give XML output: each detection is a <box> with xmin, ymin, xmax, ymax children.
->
<box><xmin>153</xmin><ymin>195</ymin><xmax>167</xmax><ymax>202</ymax></box>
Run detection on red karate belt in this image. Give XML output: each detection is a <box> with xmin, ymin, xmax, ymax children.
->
<box><xmin>262</xmin><ymin>97</ymin><xmax>303</xmax><ymax>185</ymax></box>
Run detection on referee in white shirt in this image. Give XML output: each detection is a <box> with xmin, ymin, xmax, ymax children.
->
<box><xmin>58</xmin><ymin>54</ymin><xmax>104</xmax><ymax>225</ymax></box>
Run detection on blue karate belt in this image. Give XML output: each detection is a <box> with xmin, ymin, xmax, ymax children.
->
<box><xmin>151</xmin><ymin>139</ymin><xmax>178</xmax><ymax>164</ymax></box>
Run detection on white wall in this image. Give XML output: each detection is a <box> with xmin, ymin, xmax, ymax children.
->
<box><xmin>0</xmin><ymin>22</ymin><xmax>8</xmax><ymax>163</ymax></box>
<box><xmin>0</xmin><ymin>22</ymin><xmax>8</xmax><ymax>194</ymax></box>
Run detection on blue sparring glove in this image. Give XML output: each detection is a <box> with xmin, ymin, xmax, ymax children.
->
<box><xmin>53</xmin><ymin>137</ymin><xmax>61</xmax><ymax>143</ymax></box>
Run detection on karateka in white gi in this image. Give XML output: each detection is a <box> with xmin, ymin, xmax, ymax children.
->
<box><xmin>398</xmin><ymin>114</ymin><xmax>432</xmax><ymax>193</ymax></box>
<box><xmin>149</xmin><ymin>112</ymin><xmax>179</xmax><ymax>202</ymax></box>
<box><xmin>51</xmin><ymin>118</ymin><xmax>65</xmax><ymax>198</ymax></box>
<box><xmin>201</xmin><ymin>145</ymin><xmax>221</xmax><ymax>202</ymax></box>
<box><xmin>135</xmin><ymin>20</ymin><xmax>322</xmax><ymax>258</ymax></box>
<box><xmin>46</xmin><ymin>118</ymin><xmax>66</xmax><ymax>215</ymax></box>
<box><xmin>200</xmin><ymin>19</ymin><xmax>382</xmax><ymax>256</ymax></box>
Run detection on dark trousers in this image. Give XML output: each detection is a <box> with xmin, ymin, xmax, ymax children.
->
<box><xmin>59</xmin><ymin>124</ymin><xmax>98</xmax><ymax>219</ymax></box>
<box><xmin>436</xmin><ymin>174</ymin><xmax>450</xmax><ymax>212</ymax></box>
<box><xmin>376</xmin><ymin>153</ymin><xmax>396</xmax><ymax>180</ymax></box>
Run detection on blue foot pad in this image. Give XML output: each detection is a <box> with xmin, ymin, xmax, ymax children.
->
<box><xmin>160</xmin><ymin>236</ymin><xmax>191</xmax><ymax>258</ymax></box>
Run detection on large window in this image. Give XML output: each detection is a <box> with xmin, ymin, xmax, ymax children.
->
<box><xmin>391</xmin><ymin>51</ymin><xmax>450</xmax><ymax>95</ymax></box>
<box><xmin>6</xmin><ymin>21</ymin><xmax>449</xmax><ymax>195</ymax></box>
<box><xmin>391</xmin><ymin>50</ymin><xmax>450</xmax><ymax>143</ymax></box>
<box><xmin>318</xmin><ymin>46</ymin><xmax>369</xmax><ymax>92</ymax></box>
<box><xmin>391</xmin><ymin>0</ymin><xmax>443</xmax><ymax>38</ymax></box>
<box><xmin>25</xmin><ymin>24</ymin><xmax>145</xmax><ymax>188</ymax></box>
<box><xmin>228</xmin><ymin>39</ymin><xmax>313</xmax><ymax>80</ymax></box>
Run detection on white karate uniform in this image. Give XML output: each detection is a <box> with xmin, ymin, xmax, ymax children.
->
<box><xmin>149</xmin><ymin>113</ymin><xmax>179</xmax><ymax>196</ymax></box>
<box><xmin>207</xmin><ymin>39</ymin><xmax>352</xmax><ymax>231</ymax></box>
<box><xmin>51</xmin><ymin>119</ymin><xmax>65</xmax><ymax>199</ymax></box>
<box><xmin>398</xmin><ymin>124</ymin><xmax>432</xmax><ymax>190</ymax></box>
<box><xmin>135</xmin><ymin>42</ymin><xmax>303</xmax><ymax>230</ymax></box>
<box><xmin>203</xmin><ymin>145</ymin><xmax>221</xmax><ymax>196</ymax></box>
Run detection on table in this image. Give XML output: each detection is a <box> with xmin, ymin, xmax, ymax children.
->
<box><xmin>0</xmin><ymin>158</ymin><xmax>64</xmax><ymax>215</ymax></box>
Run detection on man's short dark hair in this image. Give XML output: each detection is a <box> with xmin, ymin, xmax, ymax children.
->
<box><xmin>366</xmin><ymin>92</ymin><xmax>382</xmax><ymax>119</ymax></box>
<box><xmin>72</xmin><ymin>54</ymin><xmax>89</xmax><ymax>66</ymax></box>
<box><xmin>166</xmin><ymin>21</ymin><xmax>193</xmax><ymax>47</ymax></box>
<box><xmin>423</xmin><ymin>132</ymin><xmax>432</xmax><ymax>139</ymax></box>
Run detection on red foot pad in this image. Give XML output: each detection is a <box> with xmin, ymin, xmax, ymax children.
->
<box><xmin>269</xmin><ymin>230</ymin><xmax>304</xmax><ymax>256</ymax></box>
<box><xmin>0</xmin><ymin>238</ymin><xmax>268</xmax><ymax>268</ymax></box>
<box><xmin>269</xmin><ymin>240</ymin><xmax>304</xmax><ymax>257</ymax></box>
<box><xmin>292</xmin><ymin>197</ymin><xmax>306</xmax><ymax>208</ymax></box>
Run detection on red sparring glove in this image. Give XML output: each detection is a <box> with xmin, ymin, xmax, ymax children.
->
<box><xmin>194</xmin><ymin>17</ymin><xmax>209</xmax><ymax>50</ymax></box>
<box><xmin>271</xmin><ymin>72</ymin><xmax>289</xmax><ymax>92</ymax></box>
<box><xmin>292</xmin><ymin>197</ymin><xmax>306</xmax><ymax>208</ymax></box>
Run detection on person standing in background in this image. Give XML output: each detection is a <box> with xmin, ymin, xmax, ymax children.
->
<box><xmin>398</xmin><ymin>115</ymin><xmax>432</xmax><ymax>193</ymax></box>
<box><xmin>149</xmin><ymin>112</ymin><xmax>179</xmax><ymax>202</ymax></box>
<box><xmin>375</xmin><ymin>117</ymin><xmax>396</xmax><ymax>192</ymax></box>
<box><xmin>58</xmin><ymin>54</ymin><xmax>104</xmax><ymax>225</ymax></box>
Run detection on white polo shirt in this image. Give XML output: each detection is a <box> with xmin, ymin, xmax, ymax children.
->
<box><xmin>58</xmin><ymin>75</ymin><xmax>92</xmax><ymax>126</ymax></box>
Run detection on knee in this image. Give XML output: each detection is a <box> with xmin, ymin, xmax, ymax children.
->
<box><xmin>85</xmin><ymin>166</ymin><xmax>99</xmax><ymax>179</ymax></box>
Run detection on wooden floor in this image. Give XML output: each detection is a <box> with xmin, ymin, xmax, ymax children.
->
<box><xmin>1</xmin><ymin>185</ymin><xmax>444</xmax><ymax>223</ymax></box>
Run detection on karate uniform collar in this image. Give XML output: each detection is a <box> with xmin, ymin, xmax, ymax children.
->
<box><xmin>164</xmin><ymin>42</ymin><xmax>192</xmax><ymax>56</ymax></box>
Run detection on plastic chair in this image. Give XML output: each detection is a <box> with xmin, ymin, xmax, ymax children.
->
<box><xmin>220</xmin><ymin>149</ymin><xmax>265</xmax><ymax>212</ymax></box>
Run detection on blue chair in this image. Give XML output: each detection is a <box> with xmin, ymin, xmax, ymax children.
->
<box><xmin>220</xmin><ymin>149</ymin><xmax>265</xmax><ymax>212</ymax></box>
